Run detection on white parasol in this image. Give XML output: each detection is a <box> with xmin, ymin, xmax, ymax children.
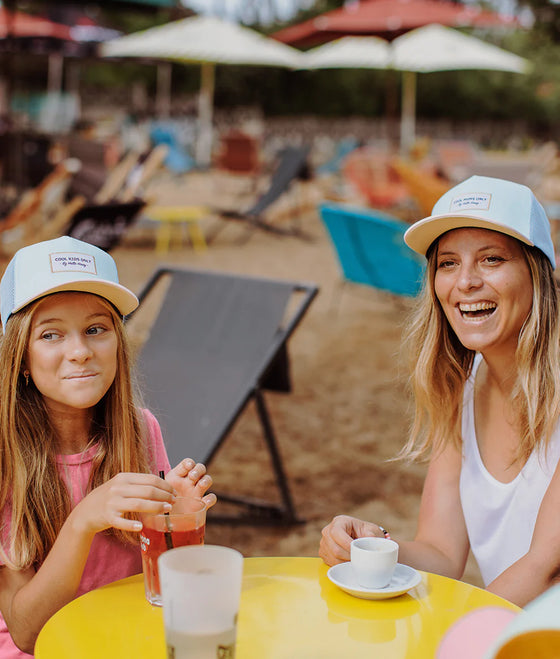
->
<box><xmin>101</xmin><ymin>15</ymin><xmax>304</xmax><ymax>165</ymax></box>
<box><xmin>302</xmin><ymin>24</ymin><xmax>529</xmax><ymax>152</ymax></box>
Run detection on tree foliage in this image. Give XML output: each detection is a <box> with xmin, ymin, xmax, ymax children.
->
<box><xmin>515</xmin><ymin>0</ymin><xmax>560</xmax><ymax>42</ymax></box>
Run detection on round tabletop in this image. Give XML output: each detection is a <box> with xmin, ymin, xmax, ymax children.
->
<box><xmin>35</xmin><ymin>556</ymin><xmax>520</xmax><ymax>658</ymax></box>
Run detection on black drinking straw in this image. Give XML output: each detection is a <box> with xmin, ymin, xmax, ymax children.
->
<box><xmin>159</xmin><ymin>470</ymin><xmax>174</xmax><ymax>550</ymax></box>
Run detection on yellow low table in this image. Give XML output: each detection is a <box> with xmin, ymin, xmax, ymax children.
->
<box><xmin>35</xmin><ymin>557</ymin><xmax>520</xmax><ymax>658</ymax></box>
<box><xmin>144</xmin><ymin>205</ymin><xmax>210</xmax><ymax>254</ymax></box>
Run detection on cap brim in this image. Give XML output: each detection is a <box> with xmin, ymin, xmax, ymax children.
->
<box><xmin>11</xmin><ymin>279</ymin><xmax>139</xmax><ymax>317</ymax></box>
<box><xmin>403</xmin><ymin>213</ymin><xmax>535</xmax><ymax>256</ymax></box>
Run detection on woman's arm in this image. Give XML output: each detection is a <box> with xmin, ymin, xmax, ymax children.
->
<box><xmin>0</xmin><ymin>471</ymin><xmax>176</xmax><ymax>653</ymax></box>
<box><xmin>486</xmin><ymin>458</ymin><xmax>560</xmax><ymax>607</ymax></box>
<box><xmin>400</xmin><ymin>443</ymin><xmax>470</xmax><ymax>577</ymax></box>
<box><xmin>320</xmin><ymin>444</ymin><xmax>470</xmax><ymax>580</ymax></box>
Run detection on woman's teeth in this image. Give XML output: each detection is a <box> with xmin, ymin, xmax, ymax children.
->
<box><xmin>459</xmin><ymin>302</ymin><xmax>497</xmax><ymax>318</ymax></box>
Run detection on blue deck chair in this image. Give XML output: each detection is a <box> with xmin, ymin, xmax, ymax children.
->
<box><xmin>149</xmin><ymin>122</ymin><xmax>196</xmax><ymax>174</ymax></box>
<box><xmin>319</xmin><ymin>202</ymin><xmax>425</xmax><ymax>297</ymax></box>
<box><xmin>316</xmin><ymin>137</ymin><xmax>360</xmax><ymax>176</ymax></box>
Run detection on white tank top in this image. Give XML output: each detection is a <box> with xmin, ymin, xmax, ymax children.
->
<box><xmin>460</xmin><ymin>353</ymin><xmax>560</xmax><ymax>586</ymax></box>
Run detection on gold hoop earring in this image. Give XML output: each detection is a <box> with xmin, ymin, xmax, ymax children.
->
<box><xmin>23</xmin><ymin>370</ymin><xmax>29</xmax><ymax>386</ymax></box>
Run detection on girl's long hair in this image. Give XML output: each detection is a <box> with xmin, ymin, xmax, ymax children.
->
<box><xmin>399</xmin><ymin>242</ymin><xmax>560</xmax><ymax>463</ymax></box>
<box><xmin>0</xmin><ymin>297</ymin><xmax>151</xmax><ymax>569</ymax></box>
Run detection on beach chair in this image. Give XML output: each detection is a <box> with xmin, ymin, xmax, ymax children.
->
<box><xmin>210</xmin><ymin>144</ymin><xmax>314</xmax><ymax>241</ymax></box>
<box><xmin>0</xmin><ymin>157</ymin><xmax>80</xmax><ymax>230</ymax></box>
<box><xmin>391</xmin><ymin>157</ymin><xmax>451</xmax><ymax>216</ymax></box>
<box><xmin>129</xmin><ymin>266</ymin><xmax>318</xmax><ymax>524</ymax></box>
<box><xmin>433</xmin><ymin>138</ymin><xmax>479</xmax><ymax>183</ymax></box>
<box><xmin>341</xmin><ymin>146</ymin><xmax>410</xmax><ymax>210</ymax></box>
<box><xmin>215</xmin><ymin>129</ymin><xmax>261</xmax><ymax>175</ymax></box>
<box><xmin>149</xmin><ymin>121</ymin><xmax>197</xmax><ymax>175</ymax></box>
<box><xmin>68</xmin><ymin>135</ymin><xmax>168</xmax><ymax>203</ymax></box>
<box><xmin>316</xmin><ymin>137</ymin><xmax>360</xmax><ymax>176</ymax></box>
<box><xmin>319</xmin><ymin>202</ymin><xmax>425</xmax><ymax>298</ymax></box>
<box><xmin>0</xmin><ymin>158</ymin><xmax>84</xmax><ymax>257</ymax></box>
<box><xmin>63</xmin><ymin>145</ymin><xmax>168</xmax><ymax>251</ymax></box>
<box><xmin>65</xmin><ymin>199</ymin><xmax>146</xmax><ymax>252</ymax></box>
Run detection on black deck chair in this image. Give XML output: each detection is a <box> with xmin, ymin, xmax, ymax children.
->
<box><xmin>65</xmin><ymin>199</ymin><xmax>146</xmax><ymax>251</ymax></box>
<box><xmin>128</xmin><ymin>266</ymin><xmax>318</xmax><ymax>525</ymax></box>
<box><xmin>210</xmin><ymin>145</ymin><xmax>313</xmax><ymax>242</ymax></box>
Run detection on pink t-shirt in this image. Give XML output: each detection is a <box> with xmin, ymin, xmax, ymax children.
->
<box><xmin>0</xmin><ymin>409</ymin><xmax>171</xmax><ymax>658</ymax></box>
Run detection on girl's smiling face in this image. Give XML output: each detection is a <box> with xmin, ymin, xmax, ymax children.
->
<box><xmin>26</xmin><ymin>292</ymin><xmax>118</xmax><ymax>417</ymax></box>
<box><xmin>434</xmin><ymin>227</ymin><xmax>533</xmax><ymax>358</ymax></box>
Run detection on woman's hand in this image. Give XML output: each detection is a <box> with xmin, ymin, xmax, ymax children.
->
<box><xmin>165</xmin><ymin>458</ymin><xmax>217</xmax><ymax>510</ymax></box>
<box><xmin>319</xmin><ymin>515</ymin><xmax>389</xmax><ymax>566</ymax></box>
<box><xmin>71</xmin><ymin>472</ymin><xmax>176</xmax><ymax>536</ymax></box>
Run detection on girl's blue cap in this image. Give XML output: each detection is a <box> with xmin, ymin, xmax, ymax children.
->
<box><xmin>0</xmin><ymin>236</ymin><xmax>138</xmax><ymax>331</ymax></box>
<box><xmin>404</xmin><ymin>175</ymin><xmax>556</xmax><ymax>269</ymax></box>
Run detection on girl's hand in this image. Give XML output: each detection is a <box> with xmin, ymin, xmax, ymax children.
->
<box><xmin>165</xmin><ymin>458</ymin><xmax>217</xmax><ymax>510</ymax></box>
<box><xmin>71</xmin><ymin>472</ymin><xmax>176</xmax><ymax>536</ymax></box>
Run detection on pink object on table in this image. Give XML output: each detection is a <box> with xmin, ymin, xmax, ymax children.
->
<box><xmin>437</xmin><ymin>606</ymin><xmax>518</xmax><ymax>659</ymax></box>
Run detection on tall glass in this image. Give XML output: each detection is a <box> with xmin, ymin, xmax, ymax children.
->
<box><xmin>139</xmin><ymin>497</ymin><xmax>207</xmax><ymax>606</ymax></box>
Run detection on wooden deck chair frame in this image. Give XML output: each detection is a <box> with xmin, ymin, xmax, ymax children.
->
<box><xmin>127</xmin><ymin>267</ymin><xmax>318</xmax><ymax>525</ymax></box>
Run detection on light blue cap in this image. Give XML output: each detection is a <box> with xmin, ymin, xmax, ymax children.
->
<box><xmin>404</xmin><ymin>175</ymin><xmax>556</xmax><ymax>269</ymax></box>
<box><xmin>0</xmin><ymin>236</ymin><xmax>138</xmax><ymax>331</ymax></box>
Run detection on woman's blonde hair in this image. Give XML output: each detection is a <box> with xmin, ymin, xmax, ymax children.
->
<box><xmin>400</xmin><ymin>241</ymin><xmax>560</xmax><ymax>463</ymax></box>
<box><xmin>0</xmin><ymin>295</ymin><xmax>151</xmax><ymax>569</ymax></box>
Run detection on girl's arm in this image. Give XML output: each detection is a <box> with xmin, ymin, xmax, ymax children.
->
<box><xmin>486</xmin><ymin>459</ymin><xmax>560</xmax><ymax>607</ymax></box>
<box><xmin>320</xmin><ymin>444</ymin><xmax>470</xmax><ymax>580</ymax></box>
<box><xmin>0</xmin><ymin>471</ymin><xmax>176</xmax><ymax>653</ymax></box>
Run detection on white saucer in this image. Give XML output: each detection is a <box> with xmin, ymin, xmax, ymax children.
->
<box><xmin>327</xmin><ymin>562</ymin><xmax>421</xmax><ymax>600</ymax></box>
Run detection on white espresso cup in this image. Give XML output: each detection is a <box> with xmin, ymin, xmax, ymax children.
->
<box><xmin>350</xmin><ymin>537</ymin><xmax>399</xmax><ymax>589</ymax></box>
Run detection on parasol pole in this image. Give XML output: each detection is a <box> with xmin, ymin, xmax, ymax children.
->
<box><xmin>400</xmin><ymin>69</ymin><xmax>416</xmax><ymax>155</ymax></box>
<box><xmin>195</xmin><ymin>61</ymin><xmax>215</xmax><ymax>168</ymax></box>
<box><xmin>156</xmin><ymin>61</ymin><xmax>172</xmax><ymax>118</ymax></box>
<box><xmin>47</xmin><ymin>52</ymin><xmax>63</xmax><ymax>93</ymax></box>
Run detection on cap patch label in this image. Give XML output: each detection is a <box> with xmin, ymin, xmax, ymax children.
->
<box><xmin>450</xmin><ymin>192</ymin><xmax>491</xmax><ymax>212</ymax></box>
<box><xmin>50</xmin><ymin>252</ymin><xmax>97</xmax><ymax>274</ymax></box>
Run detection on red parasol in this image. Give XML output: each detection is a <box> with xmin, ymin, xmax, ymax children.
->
<box><xmin>272</xmin><ymin>0</ymin><xmax>518</xmax><ymax>48</ymax></box>
<box><xmin>0</xmin><ymin>7</ymin><xmax>73</xmax><ymax>41</ymax></box>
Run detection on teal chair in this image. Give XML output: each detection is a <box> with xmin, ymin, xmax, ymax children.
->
<box><xmin>319</xmin><ymin>202</ymin><xmax>425</xmax><ymax>297</ymax></box>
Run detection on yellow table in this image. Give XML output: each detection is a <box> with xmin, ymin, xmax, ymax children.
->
<box><xmin>35</xmin><ymin>557</ymin><xmax>519</xmax><ymax>659</ymax></box>
<box><xmin>144</xmin><ymin>205</ymin><xmax>210</xmax><ymax>254</ymax></box>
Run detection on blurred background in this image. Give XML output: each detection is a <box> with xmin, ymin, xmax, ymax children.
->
<box><xmin>3</xmin><ymin>0</ymin><xmax>560</xmax><ymax>578</ymax></box>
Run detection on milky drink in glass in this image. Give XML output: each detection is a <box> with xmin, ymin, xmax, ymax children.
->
<box><xmin>140</xmin><ymin>497</ymin><xmax>207</xmax><ymax>606</ymax></box>
<box><xmin>159</xmin><ymin>545</ymin><xmax>244</xmax><ymax>659</ymax></box>
<box><xmin>164</xmin><ymin>627</ymin><xmax>236</xmax><ymax>658</ymax></box>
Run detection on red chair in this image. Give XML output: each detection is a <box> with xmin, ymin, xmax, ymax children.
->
<box><xmin>342</xmin><ymin>146</ymin><xmax>409</xmax><ymax>209</ymax></box>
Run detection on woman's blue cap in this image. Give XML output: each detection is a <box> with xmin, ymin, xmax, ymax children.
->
<box><xmin>404</xmin><ymin>175</ymin><xmax>556</xmax><ymax>269</ymax></box>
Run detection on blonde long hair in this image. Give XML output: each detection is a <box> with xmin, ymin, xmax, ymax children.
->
<box><xmin>400</xmin><ymin>242</ymin><xmax>560</xmax><ymax>463</ymax></box>
<box><xmin>0</xmin><ymin>296</ymin><xmax>151</xmax><ymax>569</ymax></box>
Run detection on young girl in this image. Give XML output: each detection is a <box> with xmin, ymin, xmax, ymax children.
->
<box><xmin>0</xmin><ymin>236</ymin><xmax>217</xmax><ymax>656</ymax></box>
<box><xmin>320</xmin><ymin>175</ymin><xmax>560</xmax><ymax>607</ymax></box>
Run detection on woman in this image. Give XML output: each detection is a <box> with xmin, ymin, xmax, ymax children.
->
<box><xmin>0</xmin><ymin>236</ymin><xmax>216</xmax><ymax>656</ymax></box>
<box><xmin>320</xmin><ymin>175</ymin><xmax>560</xmax><ymax>607</ymax></box>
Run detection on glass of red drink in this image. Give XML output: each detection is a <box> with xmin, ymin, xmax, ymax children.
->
<box><xmin>140</xmin><ymin>497</ymin><xmax>207</xmax><ymax>606</ymax></box>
